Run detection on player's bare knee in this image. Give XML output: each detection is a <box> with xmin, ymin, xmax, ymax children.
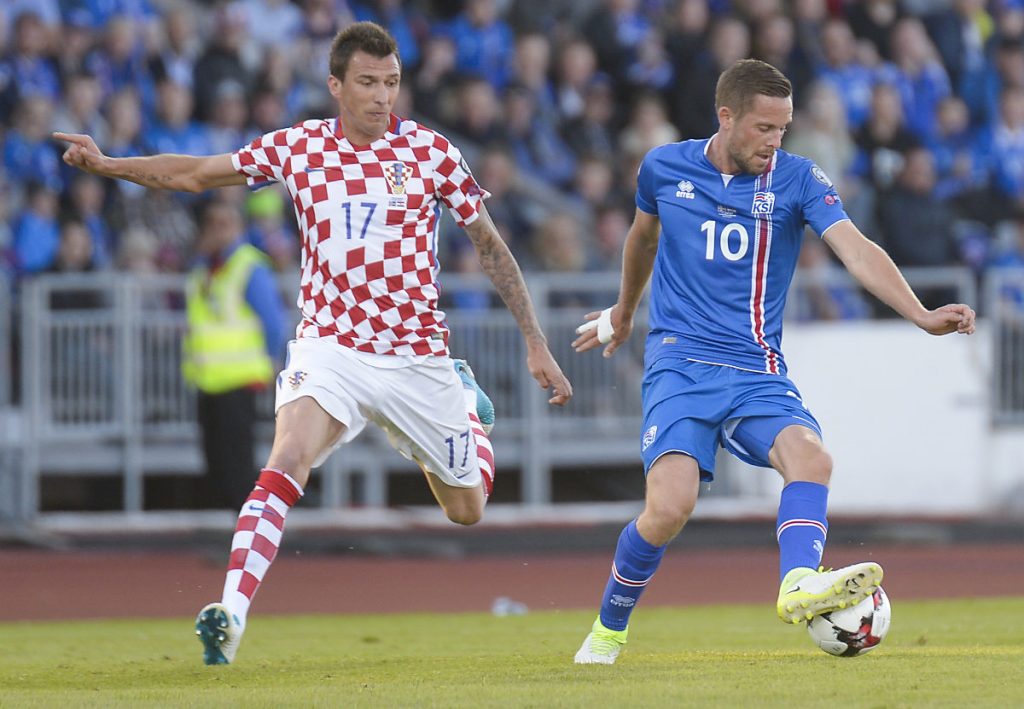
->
<box><xmin>639</xmin><ymin>500</ymin><xmax>692</xmax><ymax>545</ymax></box>
<box><xmin>444</xmin><ymin>503</ymin><xmax>483</xmax><ymax>526</ymax></box>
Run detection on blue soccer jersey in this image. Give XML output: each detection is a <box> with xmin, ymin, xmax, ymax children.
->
<box><xmin>637</xmin><ymin>138</ymin><xmax>849</xmax><ymax>375</ymax></box>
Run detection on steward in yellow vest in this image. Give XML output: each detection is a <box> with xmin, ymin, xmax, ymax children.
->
<box><xmin>183</xmin><ymin>201</ymin><xmax>286</xmax><ymax>507</ymax></box>
<box><xmin>183</xmin><ymin>242</ymin><xmax>274</xmax><ymax>393</ymax></box>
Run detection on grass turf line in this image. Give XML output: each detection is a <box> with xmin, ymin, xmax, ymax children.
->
<box><xmin>1</xmin><ymin>598</ymin><xmax>1021</xmax><ymax>708</ymax></box>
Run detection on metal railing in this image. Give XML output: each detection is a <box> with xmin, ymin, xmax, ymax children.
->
<box><xmin>1</xmin><ymin>265</ymin><xmax>1000</xmax><ymax>521</ymax></box>
<box><xmin>986</xmin><ymin>268</ymin><xmax>1024</xmax><ymax>424</ymax></box>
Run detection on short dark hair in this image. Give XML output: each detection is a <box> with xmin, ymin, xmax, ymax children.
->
<box><xmin>715</xmin><ymin>59</ymin><xmax>792</xmax><ymax>117</ymax></box>
<box><xmin>329</xmin><ymin>21</ymin><xmax>400</xmax><ymax>81</ymax></box>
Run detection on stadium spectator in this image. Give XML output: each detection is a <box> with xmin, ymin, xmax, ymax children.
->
<box><xmin>243</xmin><ymin>186</ymin><xmax>297</xmax><ymax>273</ymax></box>
<box><xmin>664</xmin><ymin>0</ymin><xmax>710</xmax><ymax>86</ymax></box>
<box><xmin>673</xmin><ymin>16</ymin><xmax>750</xmax><ymax>139</ymax></box>
<box><xmin>561</xmin><ymin>74</ymin><xmax>618</xmax><ymax>160</ymax></box>
<box><xmin>752</xmin><ymin>13</ymin><xmax>812</xmax><ymax>102</ymax></box>
<box><xmin>846</xmin><ymin>0</ymin><xmax>903</xmax><ymax>60</ymax></box>
<box><xmin>4</xmin><ymin>11</ymin><xmax>60</xmax><ymax>105</ymax></box>
<box><xmin>448</xmin><ymin>75</ymin><xmax>503</xmax><ymax>146</ymax></box>
<box><xmin>790</xmin><ymin>0</ymin><xmax>828</xmax><ymax>70</ymax></box>
<box><xmin>790</xmin><ymin>232</ymin><xmax>870</xmax><ymax>322</ymax></box>
<box><xmin>876</xmin><ymin>147</ymin><xmax>962</xmax><ymax>308</ymax></box>
<box><xmin>620</xmin><ymin>91</ymin><xmax>679</xmax><ymax>161</ymax></box>
<box><xmin>206</xmin><ymin>80</ymin><xmax>249</xmax><ymax>155</ymax></box>
<box><xmin>924</xmin><ymin>0</ymin><xmax>993</xmax><ymax>112</ymax></box>
<box><xmin>929</xmin><ymin>95</ymin><xmax>990</xmax><ymax>209</ymax></box>
<box><xmin>580</xmin><ymin>0</ymin><xmax>650</xmax><ymax>91</ymax></box>
<box><xmin>852</xmin><ymin>82</ymin><xmax>920</xmax><ymax>191</ymax></box>
<box><xmin>53</xmin><ymin>73</ymin><xmax>109</xmax><ymax>149</ymax></box>
<box><xmin>145</xmin><ymin>80</ymin><xmax>211</xmax><ymax>157</ymax></box>
<box><xmin>352</xmin><ymin>0</ymin><xmax>424</xmax><ymax>70</ymax></box>
<box><xmin>625</xmin><ymin>27</ymin><xmax>673</xmax><ymax>93</ymax></box>
<box><xmin>987</xmin><ymin>86</ymin><xmax>1024</xmax><ymax>216</ymax></box>
<box><xmin>66</xmin><ymin>173</ymin><xmax>114</xmax><ymax>266</ymax></box>
<box><xmin>148</xmin><ymin>5</ymin><xmax>200</xmax><ymax>89</ymax></box>
<box><xmin>243</xmin><ymin>0</ymin><xmax>304</xmax><ymax>52</ymax></box>
<box><xmin>85</xmin><ymin>15</ymin><xmax>153</xmax><ymax>106</ymax></box>
<box><xmin>435</xmin><ymin>0</ymin><xmax>514</xmax><ymax>90</ymax></box>
<box><xmin>879</xmin><ymin>18</ymin><xmax>951</xmax><ymax>144</ymax></box>
<box><xmin>409</xmin><ymin>34</ymin><xmax>457</xmax><ymax>123</ymax></box>
<box><xmin>553</xmin><ymin>37</ymin><xmax>600</xmax><ymax>125</ymax></box>
<box><xmin>592</xmin><ymin>203</ymin><xmax>630</xmax><ymax>271</ymax></box>
<box><xmin>510</xmin><ymin>32</ymin><xmax>557</xmax><ymax>124</ymax></box>
<box><xmin>503</xmin><ymin>82</ymin><xmax>577</xmax><ymax>188</ymax></box>
<box><xmin>3</xmin><ymin>96</ymin><xmax>63</xmax><ymax>193</ymax></box>
<box><xmin>191</xmin><ymin>4</ymin><xmax>254</xmax><ymax>122</ymax></box>
<box><xmin>816</xmin><ymin>18</ymin><xmax>877</xmax><ymax>131</ymax></box>
<box><xmin>12</xmin><ymin>183</ymin><xmax>60</xmax><ymax>275</ymax></box>
<box><xmin>462</xmin><ymin>144</ymin><xmax>538</xmax><ymax>262</ymax></box>
<box><xmin>785</xmin><ymin>82</ymin><xmax>856</xmax><ymax>194</ymax></box>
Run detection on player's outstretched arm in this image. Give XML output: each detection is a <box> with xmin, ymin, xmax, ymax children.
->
<box><xmin>53</xmin><ymin>132</ymin><xmax>245</xmax><ymax>193</ymax></box>
<box><xmin>823</xmin><ymin>220</ymin><xmax>976</xmax><ymax>336</ymax></box>
<box><xmin>463</xmin><ymin>205</ymin><xmax>573</xmax><ymax>406</ymax></box>
<box><xmin>573</xmin><ymin>209</ymin><xmax>661</xmax><ymax>357</ymax></box>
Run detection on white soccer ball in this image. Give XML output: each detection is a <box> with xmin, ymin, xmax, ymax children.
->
<box><xmin>807</xmin><ymin>587</ymin><xmax>891</xmax><ymax>657</ymax></box>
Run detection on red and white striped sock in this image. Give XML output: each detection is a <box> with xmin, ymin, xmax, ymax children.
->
<box><xmin>221</xmin><ymin>468</ymin><xmax>303</xmax><ymax>628</ymax></box>
<box><xmin>464</xmin><ymin>390</ymin><xmax>495</xmax><ymax>498</ymax></box>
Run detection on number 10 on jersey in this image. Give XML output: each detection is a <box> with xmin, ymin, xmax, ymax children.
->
<box><xmin>701</xmin><ymin>220</ymin><xmax>750</xmax><ymax>261</ymax></box>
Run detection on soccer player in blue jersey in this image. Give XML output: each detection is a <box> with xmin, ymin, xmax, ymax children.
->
<box><xmin>571</xmin><ymin>59</ymin><xmax>976</xmax><ymax>665</ymax></box>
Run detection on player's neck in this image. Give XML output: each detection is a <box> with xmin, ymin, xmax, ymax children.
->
<box><xmin>706</xmin><ymin>134</ymin><xmax>742</xmax><ymax>176</ymax></box>
<box><xmin>336</xmin><ymin>115</ymin><xmax>389</xmax><ymax>147</ymax></box>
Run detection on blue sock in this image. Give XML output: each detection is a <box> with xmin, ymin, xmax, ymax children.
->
<box><xmin>776</xmin><ymin>481</ymin><xmax>829</xmax><ymax>582</ymax></box>
<box><xmin>597</xmin><ymin>520</ymin><xmax>666</xmax><ymax>631</ymax></box>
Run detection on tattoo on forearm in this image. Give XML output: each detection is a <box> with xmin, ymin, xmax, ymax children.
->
<box><xmin>466</xmin><ymin>221</ymin><xmax>544</xmax><ymax>341</ymax></box>
<box><xmin>125</xmin><ymin>170</ymin><xmax>175</xmax><ymax>188</ymax></box>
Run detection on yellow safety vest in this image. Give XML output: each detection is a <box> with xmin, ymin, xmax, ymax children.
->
<box><xmin>182</xmin><ymin>244</ymin><xmax>274</xmax><ymax>394</ymax></box>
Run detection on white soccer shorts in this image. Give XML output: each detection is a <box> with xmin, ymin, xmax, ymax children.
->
<box><xmin>275</xmin><ymin>338</ymin><xmax>482</xmax><ymax>488</ymax></box>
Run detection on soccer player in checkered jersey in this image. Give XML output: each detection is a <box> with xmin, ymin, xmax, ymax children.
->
<box><xmin>571</xmin><ymin>60</ymin><xmax>976</xmax><ymax>664</ymax></box>
<box><xmin>56</xmin><ymin>21</ymin><xmax>573</xmax><ymax>665</ymax></box>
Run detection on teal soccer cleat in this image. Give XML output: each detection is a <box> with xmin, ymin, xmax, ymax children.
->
<box><xmin>453</xmin><ymin>359</ymin><xmax>495</xmax><ymax>434</ymax></box>
<box><xmin>195</xmin><ymin>602</ymin><xmax>243</xmax><ymax>665</ymax></box>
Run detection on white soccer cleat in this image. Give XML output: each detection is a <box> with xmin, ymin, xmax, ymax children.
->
<box><xmin>777</xmin><ymin>562</ymin><xmax>884</xmax><ymax>624</ymax></box>
<box><xmin>195</xmin><ymin>602</ymin><xmax>243</xmax><ymax>665</ymax></box>
<box><xmin>574</xmin><ymin>617</ymin><xmax>628</xmax><ymax>665</ymax></box>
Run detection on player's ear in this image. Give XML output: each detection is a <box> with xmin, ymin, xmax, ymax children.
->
<box><xmin>327</xmin><ymin>75</ymin><xmax>342</xmax><ymax>99</ymax></box>
<box><xmin>717</xmin><ymin>105</ymin><xmax>733</xmax><ymax>129</ymax></box>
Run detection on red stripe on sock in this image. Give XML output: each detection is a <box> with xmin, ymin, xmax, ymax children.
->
<box><xmin>238</xmin><ymin>570</ymin><xmax>260</xmax><ymax>600</ymax></box>
<box><xmin>256</xmin><ymin>468</ymin><xmax>302</xmax><ymax>506</ymax></box>
<box><xmin>227</xmin><ymin>547</ymin><xmax>248</xmax><ymax>571</ymax></box>
<box><xmin>251</xmin><ymin>533</ymin><xmax>278</xmax><ymax>561</ymax></box>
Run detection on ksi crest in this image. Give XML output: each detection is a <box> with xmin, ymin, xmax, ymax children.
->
<box><xmin>384</xmin><ymin>161</ymin><xmax>413</xmax><ymax>195</ymax></box>
<box><xmin>752</xmin><ymin>191</ymin><xmax>775</xmax><ymax>215</ymax></box>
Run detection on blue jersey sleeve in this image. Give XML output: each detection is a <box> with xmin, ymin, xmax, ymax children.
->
<box><xmin>245</xmin><ymin>264</ymin><xmax>288</xmax><ymax>361</ymax></box>
<box><xmin>799</xmin><ymin>162</ymin><xmax>850</xmax><ymax>238</ymax></box>
<box><xmin>635</xmin><ymin>150</ymin><xmax>659</xmax><ymax>215</ymax></box>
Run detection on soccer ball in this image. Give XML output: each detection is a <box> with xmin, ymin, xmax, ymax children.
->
<box><xmin>807</xmin><ymin>587</ymin><xmax>891</xmax><ymax>657</ymax></box>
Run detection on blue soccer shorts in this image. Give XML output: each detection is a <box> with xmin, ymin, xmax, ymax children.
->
<box><xmin>639</xmin><ymin>357</ymin><xmax>822</xmax><ymax>481</ymax></box>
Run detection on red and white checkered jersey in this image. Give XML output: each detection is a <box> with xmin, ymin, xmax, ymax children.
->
<box><xmin>231</xmin><ymin>114</ymin><xmax>489</xmax><ymax>356</ymax></box>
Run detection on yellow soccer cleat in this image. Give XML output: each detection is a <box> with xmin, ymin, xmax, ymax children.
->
<box><xmin>776</xmin><ymin>562</ymin><xmax>884</xmax><ymax>624</ymax></box>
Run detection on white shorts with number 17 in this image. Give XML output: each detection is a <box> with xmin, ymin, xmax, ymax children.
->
<box><xmin>275</xmin><ymin>338</ymin><xmax>482</xmax><ymax>489</ymax></box>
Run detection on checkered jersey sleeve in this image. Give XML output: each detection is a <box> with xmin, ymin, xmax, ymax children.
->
<box><xmin>430</xmin><ymin>133</ymin><xmax>491</xmax><ymax>227</ymax></box>
<box><xmin>231</xmin><ymin>128</ymin><xmax>292</xmax><ymax>189</ymax></box>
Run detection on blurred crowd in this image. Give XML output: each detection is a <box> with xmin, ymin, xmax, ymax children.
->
<box><xmin>3</xmin><ymin>0</ymin><xmax>1024</xmax><ymax>319</ymax></box>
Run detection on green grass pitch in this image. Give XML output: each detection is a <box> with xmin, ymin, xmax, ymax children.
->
<box><xmin>2</xmin><ymin>598</ymin><xmax>1022</xmax><ymax>708</ymax></box>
